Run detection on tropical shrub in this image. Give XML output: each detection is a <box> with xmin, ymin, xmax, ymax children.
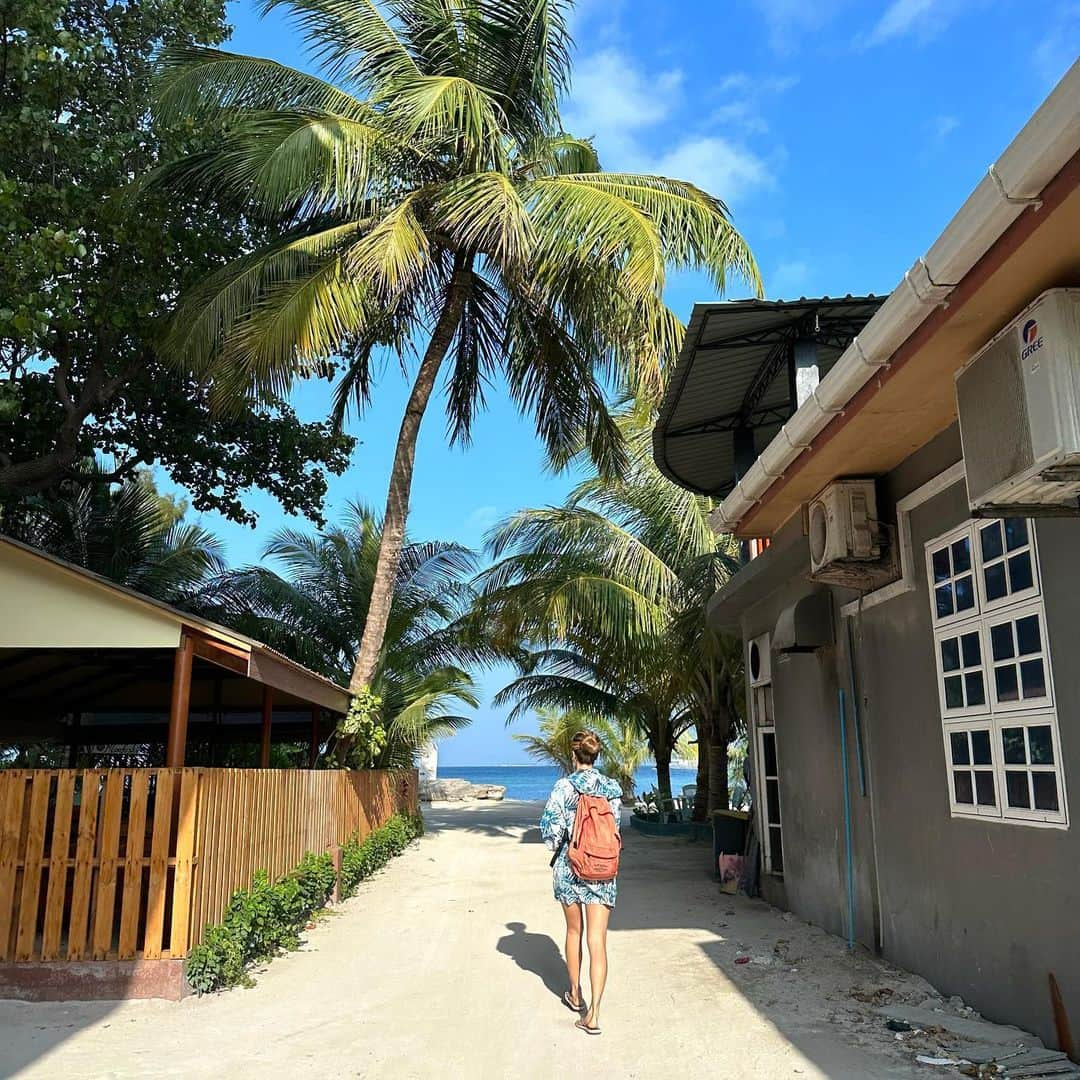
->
<box><xmin>184</xmin><ymin>814</ymin><xmax>421</xmax><ymax>994</ymax></box>
<box><xmin>340</xmin><ymin>814</ymin><xmax>425</xmax><ymax>898</ymax></box>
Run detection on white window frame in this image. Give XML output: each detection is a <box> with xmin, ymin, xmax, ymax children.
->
<box><xmin>750</xmin><ymin>681</ymin><xmax>783</xmax><ymax>875</ymax></box>
<box><xmin>983</xmin><ymin>601</ymin><xmax>1053</xmax><ymax>714</ymax></box>
<box><xmin>933</xmin><ymin>623</ymin><xmax>991</xmax><ymax>719</ymax></box>
<box><xmin>972</xmin><ymin>517</ymin><xmax>1041</xmax><ymax>611</ymax></box>
<box><xmin>925</xmin><ymin>519</ymin><xmax>1067</xmax><ymax>829</ymax></box>
<box><xmin>927</xmin><ymin>521</ymin><xmax>981</xmax><ymax>628</ymax></box>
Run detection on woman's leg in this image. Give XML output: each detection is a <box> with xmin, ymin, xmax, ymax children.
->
<box><xmin>561</xmin><ymin>902</ymin><xmax>584</xmax><ymax>1005</ymax></box>
<box><xmin>583</xmin><ymin>903</ymin><xmax>611</xmax><ymax>1028</ymax></box>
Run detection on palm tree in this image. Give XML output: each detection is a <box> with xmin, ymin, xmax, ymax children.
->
<box><xmin>512</xmin><ymin>707</ymin><xmax>648</xmax><ymax>804</ymax></box>
<box><xmin>204</xmin><ymin>503</ymin><xmax>500</xmax><ymax>767</ymax></box>
<box><xmin>3</xmin><ymin>468</ymin><xmax>224</xmax><ymax>606</ymax></box>
<box><xmin>475</xmin><ymin>413</ymin><xmax>743</xmax><ymax>806</ymax></box>
<box><xmin>146</xmin><ymin>0</ymin><xmax>760</xmax><ymax>704</ymax></box>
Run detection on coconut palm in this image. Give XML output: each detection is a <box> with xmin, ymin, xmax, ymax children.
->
<box><xmin>3</xmin><ymin>467</ymin><xmax>224</xmax><ymax>606</ymax></box>
<box><xmin>146</xmin><ymin>0</ymin><xmax>760</xmax><ymax>704</ymax></box>
<box><xmin>475</xmin><ymin>413</ymin><xmax>743</xmax><ymax>806</ymax></box>
<box><xmin>204</xmin><ymin>502</ymin><xmax>501</xmax><ymax>767</ymax></box>
<box><xmin>512</xmin><ymin>706</ymin><xmax>648</xmax><ymax>804</ymax></box>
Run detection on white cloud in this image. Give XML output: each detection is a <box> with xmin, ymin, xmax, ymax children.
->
<box><xmin>465</xmin><ymin>505</ymin><xmax>499</xmax><ymax>536</ymax></box>
<box><xmin>749</xmin><ymin>0</ymin><xmax>848</xmax><ymax>54</ymax></box>
<box><xmin>564</xmin><ymin>50</ymin><xmax>774</xmax><ymax>205</ymax></box>
<box><xmin>858</xmin><ymin>0</ymin><xmax>970</xmax><ymax>48</ymax></box>
<box><xmin>652</xmin><ymin>137</ymin><xmax>774</xmax><ymax>204</ymax></box>
<box><xmin>769</xmin><ymin>260</ymin><xmax>811</xmax><ymax>299</ymax></box>
<box><xmin>563</xmin><ymin>49</ymin><xmax>682</xmax><ymax>161</ymax></box>
<box><xmin>709</xmin><ymin>72</ymin><xmax>799</xmax><ymax>136</ymax></box>
<box><xmin>1033</xmin><ymin>4</ymin><xmax>1080</xmax><ymax>88</ymax></box>
<box><xmin>933</xmin><ymin>114</ymin><xmax>959</xmax><ymax>141</ymax></box>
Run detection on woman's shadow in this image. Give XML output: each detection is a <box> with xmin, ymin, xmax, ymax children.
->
<box><xmin>496</xmin><ymin>922</ymin><xmax>566</xmax><ymax>999</ymax></box>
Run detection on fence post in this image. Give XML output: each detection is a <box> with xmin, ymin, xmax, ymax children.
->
<box><xmin>331</xmin><ymin>844</ymin><xmax>342</xmax><ymax>905</ymax></box>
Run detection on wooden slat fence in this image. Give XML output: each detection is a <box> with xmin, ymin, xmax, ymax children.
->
<box><xmin>0</xmin><ymin>767</ymin><xmax>417</xmax><ymax>963</ymax></box>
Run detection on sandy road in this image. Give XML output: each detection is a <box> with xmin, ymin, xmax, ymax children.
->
<box><xmin>0</xmin><ymin>801</ymin><xmax>929</xmax><ymax>1080</ymax></box>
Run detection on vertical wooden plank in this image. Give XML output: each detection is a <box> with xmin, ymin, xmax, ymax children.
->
<box><xmin>171</xmin><ymin>769</ymin><xmax>198</xmax><ymax>956</ymax></box>
<box><xmin>41</xmin><ymin>771</ymin><xmax>76</xmax><ymax>960</ymax></box>
<box><xmin>0</xmin><ymin>773</ymin><xmax>27</xmax><ymax>962</ymax></box>
<box><xmin>15</xmin><ymin>772</ymin><xmax>52</xmax><ymax>961</ymax></box>
<box><xmin>118</xmin><ymin>771</ymin><xmax>149</xmax><ymax>958</ymax></box>
<box><xmin>92</xmin><ymin>771</ymin><xmax>125</xmax><ymax>959</ymax></box>
<box><xmin>142</xmin><ymin>770</ymin><xmax>174</xmax><ymax>959</ymax></box>
<box><xmin>67</xmin><ymin>771</ymin><xmax>101</xmax><ymax>960</ymax></box>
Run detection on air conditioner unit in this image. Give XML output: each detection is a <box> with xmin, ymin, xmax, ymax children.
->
<box><xmin>957</xmin><ymin>288</ymin><xmax>1080</xmax><ymax>516</ymax></box>
<box><xmin>807</xmin><ymin>479</ymin><xmax>880</xmax><ymax>576</ymax></box>
<box><xmin>748</xmin><ymin>633</ymin><xmax>771</xmax><ymax>687</ymax></box>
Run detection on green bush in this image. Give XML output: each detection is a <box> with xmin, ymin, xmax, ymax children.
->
<box><xmin>340</xmin><ymin>812</ymin><xmax>424</xmax><ymax>898</ymax></box>
<box><xmin>184</xmin><ymin>813</ymin><xmax>423</xmax><ymax>994</ymax></box>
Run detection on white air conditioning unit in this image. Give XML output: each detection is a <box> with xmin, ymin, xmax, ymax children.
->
<box><xmin>957</xmin><ymin>288</ymin><xmax>1080</xmax><ymax>515</ymax></box>
<box><xmin>748</xmin><ymin>633</ymin><xmax>771</xmax><ymax>687</ymax></box>
<box><xmin>807</xmin><ymin>479</ymin><xmax>880</xmax><ymax>575</ymax></box>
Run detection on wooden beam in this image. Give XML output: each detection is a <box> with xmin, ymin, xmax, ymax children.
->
<box><xmin>259</xmin><ymin>686</ymin><xmax>273</xmax><ymax>768</ymax></box>
<box><xmin>247</xmin><ymin>650</ymin><xmax>349</xmax><ymax>714</ymax></box>
<box><xmin>165</xmin><ymin>634</ymin><xmax>194</xmax><ymax>767</ymax></box>
<box><xmin>308</xmin><ymin>708</ymin><xmax>320</xmax><ymax>768</ymax></box>
<box><xmin>188</xmin><ymin>629</ymin><xmax>251</xmax><ymax>676</ymax></box>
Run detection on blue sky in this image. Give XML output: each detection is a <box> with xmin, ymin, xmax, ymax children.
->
<box><xmin>168</xmin><ymin>0</ymin><xmax>1078</xmax><ymax>765</ymax></box>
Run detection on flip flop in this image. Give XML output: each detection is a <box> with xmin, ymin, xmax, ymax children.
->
<box><xmin>562</xmin><ymin>991</ymin><xmax>586</xmax><ymax>1013</ymax></box>
<box><xmin>575</xmin><ymin>1018</ymin><xmax>602</xmax><ymax>1035</ymax></box>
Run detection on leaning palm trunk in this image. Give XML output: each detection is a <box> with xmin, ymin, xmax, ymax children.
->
<box><xmin>350</xmin><ymin>265</ymin><xmax>472</xmax><ymax>692</ymax></box>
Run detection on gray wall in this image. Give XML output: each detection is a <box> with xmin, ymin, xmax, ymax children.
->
<box><xmin>738</xmin><ymin>425</ymin><xmax>1080</xmax><ymax>1045</ymax></box>
<box><xmin>739</xmin><ymin>522</ymin><xmax>879</xmax><ymax>948</ymax></box>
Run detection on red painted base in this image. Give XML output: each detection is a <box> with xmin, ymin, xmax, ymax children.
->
<box><xmin>0</xmin><ymin>959</ymin><xmax>188</xmax><ymax>1001</ymax></box>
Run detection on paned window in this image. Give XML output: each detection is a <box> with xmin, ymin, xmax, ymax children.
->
<box><xmin>925</xmin><ymin>519</ymin><xmax>1066</xmax><ymax>827</ymax></box>
<box><xmin>751</xmin><ymin>683</ymin><xmax>783</xmax><ymax>875</ymax></box>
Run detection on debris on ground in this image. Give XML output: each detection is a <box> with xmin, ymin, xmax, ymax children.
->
<box><xmin>876</xmin><ymin>1004</ymin><xmax>1080</xmax><ymax>1078</ymax></box>
<box><xmin>852</xmin><ymin>984</ymin><xmax>897</xmax><ymax>1006</ymax></box>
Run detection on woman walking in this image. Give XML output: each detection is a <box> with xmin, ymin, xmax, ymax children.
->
<box><xmin>540</xmin><ymin>731</ymin><xmax>623</xmax><ymax>1035</ymax></box>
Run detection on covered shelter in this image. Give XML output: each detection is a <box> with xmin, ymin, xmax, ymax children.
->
<box><xmin>0</xmin><ymin>536</ymin><xmax>348</xmax><ymax>767</ymax></box>
<box><xmin>653</xmin><ymin>295</ymin><xmax>885</xmax><ymax>499</ymax></box>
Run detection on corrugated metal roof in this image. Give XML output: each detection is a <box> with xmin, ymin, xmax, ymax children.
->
<box><xmin>653</xmin><ymin>296</ymin><xmax>885</xmax><ymax>496</ymax></box>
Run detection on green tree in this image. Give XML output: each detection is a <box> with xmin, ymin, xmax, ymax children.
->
<box><xmin>512</xmin><ymin>707</ymin><xmax>651</xmax><ymax>805</ymax></box>
<box><xmin>147</xmin><ymin>0</ymin><xmax>760</xmax><ymax>704</ymax></box>
<box><xmin>0</xmin><ymin>0</ymin><xmax>352</xmax><ymax>524</ymax></box>
<box><xmin>476</xmin><ymin>413</ymin><xmax>744</xmax><ymax>805</ymax></box>
<box><xmin>203</xmin><ymin>503</ymin><xmax>505</xmax><ymax>768</ymax></box>
<box><xmin>5</xmin><ymin>465</ymin><xmax>224</xmax><ymax>606</ymax></box>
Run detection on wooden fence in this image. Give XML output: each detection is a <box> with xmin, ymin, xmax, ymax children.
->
<box><xmin>0</xmin><ymin>767</ymin><xmax>417</xmax><ymax>964</ymax></box>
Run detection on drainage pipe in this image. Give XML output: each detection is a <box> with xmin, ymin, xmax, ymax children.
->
<box><xmin>838</xmin><ymin>688</ymin><xmax>856</xmax><ymax>951</ymax></box>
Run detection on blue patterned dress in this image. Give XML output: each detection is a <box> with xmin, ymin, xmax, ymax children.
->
<box><xmin>540</xmin><ymin>768</ymin><xmax>623</xmax><ymax>907</ymax></box>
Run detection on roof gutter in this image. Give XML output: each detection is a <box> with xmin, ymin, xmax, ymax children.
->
<box><xmin>712</xmin><ymin>61</ymin><xmax>1080</xmax><ymax>535</ymax></box>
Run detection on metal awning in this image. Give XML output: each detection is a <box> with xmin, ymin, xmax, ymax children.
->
<box><xmin>653</xmin><ymin>296</ymin><xmax>885</xmax><ymax>497</ymax></box>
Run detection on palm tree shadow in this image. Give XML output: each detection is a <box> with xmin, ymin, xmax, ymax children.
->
<box><xmin>496</xmin><ymin>921</ymin><xmax>566</xmax><ymax>1000</ymax></box>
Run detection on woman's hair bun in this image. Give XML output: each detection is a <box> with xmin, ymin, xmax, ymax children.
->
<box><xmin>571</xmin><ymin>730</ymin><xmax>601</xmax><ymax>765</ymax></box>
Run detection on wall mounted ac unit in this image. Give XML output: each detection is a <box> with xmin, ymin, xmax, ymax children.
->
<box><xmin>748</xmin><ymin>633</ymin><xmax>771</xmax><ymax>687</ymax></box>
<box><xmin>807</xmin><ymin>479</ymin><xmax>880</xmax><ymax>575</ymax></box>
<box><xmin>957</xmin><ymin>288</ymin><xmax>1080</xmax><ymax>516</ymax></box>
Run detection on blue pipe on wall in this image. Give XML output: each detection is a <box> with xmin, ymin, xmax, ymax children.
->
<box><xmin>839</xmin><ymin>688</ymin><xmax>856</xmax><ymax>950</ymax></box>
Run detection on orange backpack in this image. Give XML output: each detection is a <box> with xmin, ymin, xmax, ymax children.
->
<box><xmin>568</xmin><ymin>793</ymin><xmax>622</xmax><ymax>882</ymax></box>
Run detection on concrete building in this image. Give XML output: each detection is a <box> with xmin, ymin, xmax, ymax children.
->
<box><xmin>653</xmin><ymin>64</ymin><xmax>1080</xmax><ymax>1045</ymax></box>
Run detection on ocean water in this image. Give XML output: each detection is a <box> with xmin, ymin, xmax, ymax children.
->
<box><xmin>443</xmin><ymin>764</ymin><xmax>698</xmax><ymax>802</ymax></box>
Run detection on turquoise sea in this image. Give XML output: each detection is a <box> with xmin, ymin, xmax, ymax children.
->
<box><xmin>442</xmin><ymin>764</ymin><xmax>698</xmax><ymax>801</ymax></box>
